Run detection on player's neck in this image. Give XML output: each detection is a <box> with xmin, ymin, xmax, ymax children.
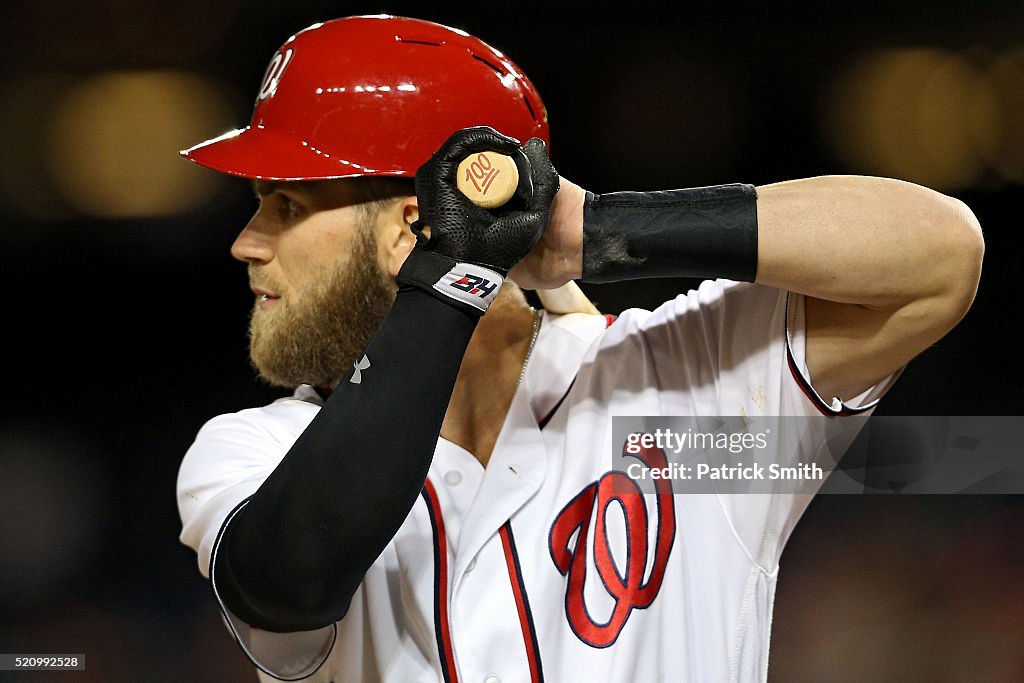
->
<box><xmin>441</xmin><ymin>285</ymin><xmax>536</xmax><ymax>468</ymax></box>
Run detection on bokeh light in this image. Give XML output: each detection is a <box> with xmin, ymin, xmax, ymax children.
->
<box><xmin>983</xmin><ymin>46</ymin><xmax>1024</xmax><ymax>184</ymax></box>
<box><xmin>45</xmin><ymin>70</ymin><xmax>236</xmax><ymax>218</ymax></box>
<box><xmin>0</xmin><ymin>76</ymin><xmax>79</xmax><ymax>221</ymax></box>
<box><xmin>824</xmin><ymin>48</ymin><xmax>1003</xmax><ymax>191</ymax></box>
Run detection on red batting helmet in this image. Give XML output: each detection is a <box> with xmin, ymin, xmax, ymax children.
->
<box><xmin>181</xmin><ymin>15</ymin><xmax>550</xmax><ymax>180</ymax></box>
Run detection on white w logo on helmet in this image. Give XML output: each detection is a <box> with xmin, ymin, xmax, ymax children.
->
<box><xmin>258</xmin><ymin>48</ymin><xmax>294</xmax><ymax>101</ymax></box>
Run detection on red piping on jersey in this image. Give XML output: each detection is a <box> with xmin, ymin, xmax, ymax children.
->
<box><xmin>422</xmin><ymin>480</ymin><xmax>459</xmax><ymax>683</ymax></box>
<box><xmin>785</xmin><ymin>335</ymin><xmax>873</xmax><ymax>417</ymax></box>
<box><xmin>499</xmin><ymin>522</ymin><xmax>545</xmax><ymax>683</ymax></box>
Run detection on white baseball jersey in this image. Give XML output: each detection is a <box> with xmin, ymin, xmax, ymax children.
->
<box><xmin>178</xmin><ymin>280</ymin><xmax>896</xmax><ymax>682</ymax></box>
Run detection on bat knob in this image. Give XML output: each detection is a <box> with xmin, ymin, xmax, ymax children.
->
<box><xmin>456</xmin><ymin>150</ymin><xmax>520</xmax><ymax>209</ymax></box>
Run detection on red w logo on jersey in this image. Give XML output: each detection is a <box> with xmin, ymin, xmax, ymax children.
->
<box><xmin>548</xmin><ymin>443</ymin><xmax>676</xmax><ymax>647</ymax></box>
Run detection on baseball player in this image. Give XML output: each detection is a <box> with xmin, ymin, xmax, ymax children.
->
<box><xmin>176</xmin><ymin>15</ymin><xmax>983</xmax><ymax>682</ymax></box>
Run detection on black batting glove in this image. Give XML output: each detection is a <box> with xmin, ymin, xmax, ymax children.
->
<box><xmin>397</xmin><ymin>126</ymin><xmax>559</xmax><ymax>315</ymax></box>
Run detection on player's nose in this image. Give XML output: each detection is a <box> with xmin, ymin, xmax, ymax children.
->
<box><xmin>231</xmin><ymin>216</ymin><xmax>275</xmax><ymax>265</ymax></box>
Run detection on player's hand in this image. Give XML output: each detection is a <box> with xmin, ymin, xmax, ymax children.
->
<box><xmin>509</xmin><ymin>175</ymin><xmax>586</xmax><ymax>290</ymax></box>
<box><xmin>412</xmin><ymin>126</ymin><xmax>559</xmax><ymax>276</ymax></box>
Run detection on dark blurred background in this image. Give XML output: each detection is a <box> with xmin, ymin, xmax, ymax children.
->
<box><xmin>1</xmin><ymin>1</ymin><xmax>1022</xmax><ymax>680</ymax></box>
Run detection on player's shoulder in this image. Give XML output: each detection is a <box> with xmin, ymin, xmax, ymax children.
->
<box><xmin>538</xmin><ymin>281</ymin><xmax>772</xmax><ymax>351</ymax></box>
<box><xmin>604</xmin><ymin>279</ymin><xmax>775</xmax><ymax>329</ymax></box>
<box><xmin>543</xmin><ymin>310</ymin><xmax>612</xmax><ymax>341</ymax></box>
<box><xmin>193</xmin><ymin>385</ymin><xmax>323</xmax><ymax>447</ymax></box>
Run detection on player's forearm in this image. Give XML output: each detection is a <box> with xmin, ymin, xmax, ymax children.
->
<box><xmin>754</xmin><ymin>176</ymin><xmax>984</xmax><ymax>312</ymax></box>
<box><xmin>575</xmin><ymin>175</ymin><xmax>982</xmax><ymax>317</ymax></box>
<box><xmin>215</xmin><ymin>288</ymin><xmax>478</xmax><ymax>632</ymax></box>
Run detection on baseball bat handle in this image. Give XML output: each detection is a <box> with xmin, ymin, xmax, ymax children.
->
<box><xmin>456</xmin><ymin>150</ymin><xmax>521</xmax><ymax>209</ymax></box>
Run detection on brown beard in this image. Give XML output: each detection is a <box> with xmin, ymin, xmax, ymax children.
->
<box><xmin>248</xmin><ymin>227</ymin><xmax>396</xmax><ymax>389</ymax></box>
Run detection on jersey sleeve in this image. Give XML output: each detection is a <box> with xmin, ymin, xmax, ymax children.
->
<box><xmin>177</xmin><ymin>401</ymin><xmax>315</xmax><ymax>577</ymax></box>
<box><xmin>177</xmin><ymin>400</ymin><xmax>335</xmax><ymax>681</ymax></box>
<box><xmin>609</xmin><ymin>280</ymin><xmax>900</xmax><ymax>571</ymax></box>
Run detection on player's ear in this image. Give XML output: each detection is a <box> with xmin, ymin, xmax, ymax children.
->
<box><xmin>379</xmin><ymin>196</ymin><xmax>419</xmax><ymax>279</ymax></box>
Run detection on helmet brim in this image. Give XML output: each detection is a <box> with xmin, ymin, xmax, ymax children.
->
<box><xmin>180</xmin><ymin>125</ymin><xmax>407</xmax><ymax>181</ymax></box>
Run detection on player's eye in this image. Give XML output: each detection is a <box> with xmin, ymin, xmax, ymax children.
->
<box><xmin>275</xmin><ymin>194</ymin><xmax>305</xmax><ymax>222</ymax></box>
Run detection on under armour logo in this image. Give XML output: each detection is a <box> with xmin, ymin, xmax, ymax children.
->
<box><xmin>350</xmin><ymin>355</ymin><xmax>370</xmax><ymax>384</ymax></box>
<box><xmin>258</xmin><ymin>48</ymin><xmax>293</xmax><ymax>101</ymax></box>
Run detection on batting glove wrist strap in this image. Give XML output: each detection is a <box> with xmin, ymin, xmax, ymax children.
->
<box><xmin>581</xmin><ymin>184</ymin><xmax>758</xmax><ymax>283</ymax></box>
<box><xmin>397</xmin><ymin>249</ymin><xmax>504</xmax><ymax>316</ymax></box>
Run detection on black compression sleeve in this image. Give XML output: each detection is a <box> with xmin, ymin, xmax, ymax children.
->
<box><xmin>213</xmin><ymin>287</ymin><xmax>477</xmax><ymax>632</ymax></box>
<box><xmin>581</xmin><ymin>184</ymin><xmax>759</xmax><ymax>283</ymax></box>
